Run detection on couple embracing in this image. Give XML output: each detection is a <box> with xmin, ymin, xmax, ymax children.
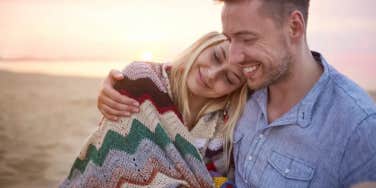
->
<box><xmin>62</xmin><ymin>0</ymin><xmax>376</xmax><ymax>187</ymax></box>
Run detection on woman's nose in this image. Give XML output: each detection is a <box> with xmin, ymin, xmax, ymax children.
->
<box><xmin>207</xmin><ymin>67</ymin><xmax>221</xmax><ymax>82</ymax></box>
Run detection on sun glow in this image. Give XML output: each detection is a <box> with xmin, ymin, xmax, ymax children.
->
<box><xmin>141</xmin><ymin>51</ymin><xmax>153</xmax><ymax>61</ymax></box>
<box><xmin>0</xmin><ymin>0</ymin><xmax>375</xmax><ymax>89</ymax></box>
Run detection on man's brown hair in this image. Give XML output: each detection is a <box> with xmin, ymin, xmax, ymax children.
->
<box><xmin>218</xmin><ymin>0</ymin><xmax>310</xmax><ymax>25</ymax></box>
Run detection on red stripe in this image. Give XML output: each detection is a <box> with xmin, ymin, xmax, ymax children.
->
<box><xmin>119</xmin><ymin>89</ymin><xmax>183</xmax><ymax>122</ymax></box>
<box><xmin>206</xmin><ymin>161</ymin><xmax>217</xmax><ymax>171</ymax></box>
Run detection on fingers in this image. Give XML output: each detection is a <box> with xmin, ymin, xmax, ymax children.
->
<box><xmin>102</xmin><ymin>83</ymin><xmax>139</xmax><ymax>106</ymax></box>
<box><xmin>98</xmin><ymin>94</ymin><xmax>139</xmax><ymax>120</ymax></box>
<box><xmin>98</xmin><ymin>85</ymin><xmax>139</xmax><ymax>116</ymax></box>
<box><xmin>99</xmin><ymin>93</ymin><xmax>139</xmax><ymax>114</ymax></box>
<box><xmin>101</xmin><ymin>103</ymin><xmax>130</xmax><ymax>118</ymax></box>
<box><xmin>100</xmin><ymin>110</ymin><xmax>119</xmax><ymax>122</ymax></box>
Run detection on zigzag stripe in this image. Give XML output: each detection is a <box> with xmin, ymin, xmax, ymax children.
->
<box><xmin>78</xmin><ymin>100</ymin><xmax>192</xmax><ymax>159</ymax></box>
<box><xmin>116</xmin><ymin>173</ymin><xmax>187</xmax><ymax>188</ymax></box>
<box><xmin>64</xmin><ymin>141</ymin><xmax>190</xmax><ymax>187</ymax></box>
<box><xmin>68</xmin><ymin>119</ymin><xmax>202</xmax><ymax>180</ymax></box>
<box><xmin>181</xmin><ymin>155</ymin><xmax>215</xmax><ymax>188</ymax></box>
<box><xmin>121</xmin><ymin>62</ymin><xmax>168</xmax><ymax>93</ymax></box>
<box><xmin>115</xmin><ymin>76</ymin><xmax>183</xmax><ymax>122</ymax></box>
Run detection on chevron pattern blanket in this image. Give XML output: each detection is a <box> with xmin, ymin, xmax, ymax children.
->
<box><xmin>60</xmin><ymin>62</ymin><xmax>216</xmax><ymax>188</ymax></box>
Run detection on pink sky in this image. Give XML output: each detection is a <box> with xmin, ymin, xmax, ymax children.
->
<box><xmin>0</xmin><ymin>0</ymin><xmax>375</xmax><ymax>90</ymax></box>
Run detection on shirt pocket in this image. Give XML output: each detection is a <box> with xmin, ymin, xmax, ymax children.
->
<box><xmin>260</xmin><ymin>151</ymin><xmax>315</xmax><ymax>188</ymax></box>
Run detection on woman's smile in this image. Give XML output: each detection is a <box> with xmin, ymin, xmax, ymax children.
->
<box><xmin>197</xmin><ymin>67</ymin><xmax>210</xmax><ymax>89</ymax></box>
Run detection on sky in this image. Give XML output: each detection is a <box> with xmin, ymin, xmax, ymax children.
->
<box><xmin>0</xmin><ymin>0</ymin><xmax>375</xmax><ymax>90</ymax></box>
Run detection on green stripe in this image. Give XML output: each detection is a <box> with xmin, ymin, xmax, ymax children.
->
<box><xmin>68</xmin><ymin>119</ymin><xmax>201</xmax><ymax>179</ymax></box>
<box><xmin>174</xmin><ymin>134</ymin><xmax>202</xmax><ymax>161</ymax></box>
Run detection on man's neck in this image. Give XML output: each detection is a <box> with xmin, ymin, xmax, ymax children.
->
<box><xmin>267</xmin><ymin>49</ymin><xmax>323</xmax><ymax>123</ymax></box>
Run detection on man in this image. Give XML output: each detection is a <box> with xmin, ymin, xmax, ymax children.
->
<box><xmin>218</xmin><ymin>0</ymin><xmax>376</xmax><ymax>187</ymax></box>
<box><xmin>97</xmin><ymin>0</ymin><xmax>376</xmax><ymax>187</ymax></box>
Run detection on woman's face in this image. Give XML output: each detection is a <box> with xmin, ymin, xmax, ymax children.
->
<box><xmin>187</xmin><ymin>41</ymin><xmax>245</xmax><ymax>99</ymax></box>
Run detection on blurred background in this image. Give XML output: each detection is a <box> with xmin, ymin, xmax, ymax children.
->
<box><xmin>0</xmin><ymin>0</ymin><xmax>375</xmax><ymax>187</ymax></box>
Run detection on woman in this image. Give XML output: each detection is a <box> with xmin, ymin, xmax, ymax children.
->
<box><xmin>61</xmin><ymin>32</ymin><xmax>248</xmax><ymax>188</ymax></box>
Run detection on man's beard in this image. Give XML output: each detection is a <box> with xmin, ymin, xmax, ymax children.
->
<box><xmin>250</xmin><ymin>54</ymin><xmax>292</xmax><ymax>90</ymax></box>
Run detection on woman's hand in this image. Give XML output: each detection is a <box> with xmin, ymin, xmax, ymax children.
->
<box><xmin>97</xmin><ymin>69</ymin><xmax>140</xmax><ymax>121</ymax></box>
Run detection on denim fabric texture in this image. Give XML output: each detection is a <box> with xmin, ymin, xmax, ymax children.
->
<box><xmin>234</xmin><ymin>52</ymin><xmax>376</xmax><ymax>188</ymax></box>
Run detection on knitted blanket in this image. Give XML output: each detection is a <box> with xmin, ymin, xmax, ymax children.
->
<box><xmin>61</xmin><ymin>62</ymin><xmax>215</xmax><ymax>188</ymax></box>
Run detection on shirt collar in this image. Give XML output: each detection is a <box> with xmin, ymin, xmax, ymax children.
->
<box><xmin>297</xmin><ymin>51</ymin><xmax>331</xmax><ymax>127</ymax></box>
<box><xmin>252</xmin><ymin>51</ymin><xmax>331</xmax><ymax>128</ymax></box>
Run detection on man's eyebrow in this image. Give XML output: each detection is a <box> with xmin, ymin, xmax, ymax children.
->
<box><xmin>222</xmin><ymin>31</ymin><xmax>257</xmax><ymax>40</ymax></box>
<box><xmin>234</xmin><ymin>31</ymin><xmax>257</xmax><ymax>37</ymax></box>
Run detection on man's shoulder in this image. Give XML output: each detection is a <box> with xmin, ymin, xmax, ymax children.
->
<box><xmin>325</xmin><ymin>66</ymin><xmax>376</xmax><ymax>117</ymax></box>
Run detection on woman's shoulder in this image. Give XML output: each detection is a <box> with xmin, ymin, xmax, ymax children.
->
<box><xmin>121</xmin><ymin>61</ymin><xmax>165</xmax><ymax>79</ymax></box>
<box><xmin>116</xmin><ymin>61</ymin><xmax>169</xmax><ymax>92</ymax></box>
<box><xmin>113</xmin><ymin>61</ymin><xmax>182</xmax><ymax>125</ymax></box>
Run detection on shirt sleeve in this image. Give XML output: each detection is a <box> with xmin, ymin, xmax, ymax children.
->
<box><xmin>340</xmin><ymin>113</ymin><xmax>376</xmax><ymax>187</ymax></box>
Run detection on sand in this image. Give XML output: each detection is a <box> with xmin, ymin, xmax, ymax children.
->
<box><xmin>0</xmin><ymin>71</ymin><xmax>102</xmax><ymax>187</ymax></box>
<box><xmin>0</xmin><ymin>70</ymin><xmax>375</xmax><ymax>188</ymax></box>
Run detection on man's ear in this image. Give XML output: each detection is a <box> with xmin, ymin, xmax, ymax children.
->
<box><xmin>288</xmin><ymin>10</ymin><xmax>306</xmax><ymax>40</ymax></box>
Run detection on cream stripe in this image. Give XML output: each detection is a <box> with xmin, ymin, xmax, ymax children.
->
<box><xmin>78</xmin><ymin>100</ymin><xmax>194</xmax><ymax>159</ymax></box>
<box><xmin>122</xmin><ymin>62</ymin><xmax>168</xmax><ymax>93</ymax></box>
<box><xmin>119</xmin><ymin>173</ymin><xmax>188</xmax><ymax>188</ymax></box>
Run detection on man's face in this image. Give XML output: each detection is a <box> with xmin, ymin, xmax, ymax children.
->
<box><xmin>222</xmin><ymin>0</ymin><xmax>292</xmax><ymax>90</ymax></box>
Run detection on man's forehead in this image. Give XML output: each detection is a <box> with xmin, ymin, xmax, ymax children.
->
<box><xmin>221</xmin><ymin>0</ymin><xmax>261</xmax><ymax>10</ymax></box>
<box><xmin>221</xmin><ymin>1</ymin><xmax>262</xmax><ymax>35</ymax></box>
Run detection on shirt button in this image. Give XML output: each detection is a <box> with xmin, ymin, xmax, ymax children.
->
<box><xmin>248</xmin><ymin>156</ymin><xmax>253</xmax><ymax>161</ymax></box>
<box><xmin>284</xmin><ymin>169</ymin><xmax>290</xmax><ymax>174</ymax></box>
<box><xmin>259</xmin><ymin>134</ymin><xmax>264</xmax><ymax>139</ymax></box>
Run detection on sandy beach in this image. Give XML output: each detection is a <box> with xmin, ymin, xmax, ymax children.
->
<box><xmin>0</xmin><ymin>70</ymin><xmax>375</xmax><ymax>188</ymax></box>
<box><xmin>0</xmin><ymin>70</ymin><xmax>102</xmax><ymax>187</ymax></box>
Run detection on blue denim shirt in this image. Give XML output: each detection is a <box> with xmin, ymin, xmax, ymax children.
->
<box><xmin>233</xmin><ymin>52</ymin><xmax>376</xmax><ymax>188</ymax></box>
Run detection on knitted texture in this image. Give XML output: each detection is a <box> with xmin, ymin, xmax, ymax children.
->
<box><xmin>61</xmin><ymin>62</ymin><xmax>216</xmax><ymax>188</ymax></box>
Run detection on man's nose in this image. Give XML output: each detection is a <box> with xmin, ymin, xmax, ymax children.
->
<box><xmin>228</xmin><ymin>42</ymin><xmax>245</xmax><ymax>65</ymax></box>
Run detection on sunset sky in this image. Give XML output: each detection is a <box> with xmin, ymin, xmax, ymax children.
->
<box><xmin>0</xmin><ymin>0</ymin><xmax>375</xmax><ymax>89</ymax></box>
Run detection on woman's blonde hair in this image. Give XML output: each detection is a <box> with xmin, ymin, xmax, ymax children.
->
<box><xmin>169</xmin><ymin>31</ymin><xmax>248</xmax><ymax>170</ymax></box>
